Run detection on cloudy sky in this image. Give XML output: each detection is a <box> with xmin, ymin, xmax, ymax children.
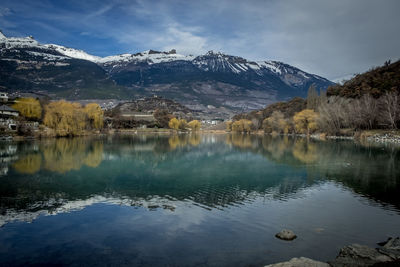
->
<box><xmin>1</xmin><ymin>0</ymin><xmax>399</xmax><ymax>80</ymax></box>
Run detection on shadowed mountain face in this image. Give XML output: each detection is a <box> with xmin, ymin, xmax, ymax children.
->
<box><xmin>0</xmin><ymin>33</ymin><xmax>334</xmax><ymax>113</ymax></box>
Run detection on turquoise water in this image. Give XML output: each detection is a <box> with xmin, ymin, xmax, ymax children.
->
<box><xmin>0</xmin><ymin>134</ymin><xmax>399</xmax><ymax>266</ymax></box>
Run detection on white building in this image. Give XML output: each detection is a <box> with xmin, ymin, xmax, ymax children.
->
<box><xmin>0</xmin><ymin>105</ymin><xmax>19</xmax><ymax>118</ymax></box>
<box><xmin>0</xmin><ymin>92</ymin><xmax>8</xmax><ymax>103</ymax></box>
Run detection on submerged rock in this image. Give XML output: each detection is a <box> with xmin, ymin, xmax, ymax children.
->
<box><xmin>265</xmin><ymin>257</ymin><xmax>329</xmax><ymax>267</ymax></box>
<box><xmin>275</xmin><ymin>229</ymin><xmax>297</xmax><ymax>241</ymax></box>
<box><xmin>329</xmin><ymin>244</ymin><xmax>393</xmax><ymax>267</ymax></box>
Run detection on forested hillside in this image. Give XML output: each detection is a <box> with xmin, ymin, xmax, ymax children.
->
<box><xmin>327</xmin><ymin>60</ymin><xmax>400</xmax><ymax>98</ymax></box>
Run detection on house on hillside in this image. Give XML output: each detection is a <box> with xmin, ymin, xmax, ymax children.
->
<box><xmin>0</xmin><ymin>92</ymin><xmax>8</xmax><ymax>103</ymax></box>
<box><xmin>0</xmin><ymin>105</ymin><xmax>19</xmax><ymax>131</ymax></box>
<box><xmin>0</xmin><ymin>105</ymin><xmax>19</xmax><ymax>118</ymax></box>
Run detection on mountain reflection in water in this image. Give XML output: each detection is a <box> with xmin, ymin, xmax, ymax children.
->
<box><xmin>1</xmin><ymin>134</ymin><xmax>399</xmax><ymax>226</ymax></box>
<box><xmin>1</xmin><ymin>134</ymin><xmax>400</xmax><ymax>266</ymax></box>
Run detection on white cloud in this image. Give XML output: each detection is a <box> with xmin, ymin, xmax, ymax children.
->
<box><xmin>160</xmin><ymin>26</ymin><xmax>208</xmax><ymax>55</ymax></box>
<box><xmin>1</xmin><ymin>0</ymin><xmax>399</xmax><ymax>79</ymax></box>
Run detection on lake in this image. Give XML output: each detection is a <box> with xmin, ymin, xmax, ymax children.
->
<box><xmin>0</xmin><ymin>134</ymin><xmax>399</xmax><ymax>266</ymax></box>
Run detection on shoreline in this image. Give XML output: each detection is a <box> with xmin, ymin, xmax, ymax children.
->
<box><xmin>1</xmin><ymin>128</ymin><xmax>400</xmax><ymax>145</ymax></box>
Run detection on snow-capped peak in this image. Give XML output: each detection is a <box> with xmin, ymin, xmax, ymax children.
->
<box><xmin>0</xmin><ymin>31</ymin><xmax>330</xmax><ymax>85</ymax></box>
<box><xmin>0</xmin><ymin>33</ymin><xmax>40</xmax><ymax>49</ymax></box>
<box><xmin>44</xmin><ymin>44</ymin><xmax>101</xmax><ymax>62</ymax></box>
<box><xmin>97</xmin><ymin>49</ymin><xmax>195</xmax><ymax>64</ymax></box>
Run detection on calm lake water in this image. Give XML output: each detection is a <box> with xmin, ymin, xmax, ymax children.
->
<box><xmin>0</xmin><ymin>134</ymin><xmax>399</xmax><ymax>266</ymax></box>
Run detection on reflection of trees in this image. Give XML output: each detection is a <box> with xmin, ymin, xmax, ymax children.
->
<box><xmin>292</xmin><ymin>139</ymin><xmax>318</xmax><ymax>164</ymax></box>
<box><xmin>83</xmin><ymin>142</ymin><xmax>103</xmax><ymax>168</ymax></box>
<box><xmin>42</xmin><ymin>139</ymin><xmax>104</xmax><ymax>173</ymax></box>
<box><xmin>43</xmin><ymin>138</ymin><xmax>88</xmax><ymax>173</ymax></box>
<box><xmin>262</xmin><ymin>135</ymin><xmax>292</xmax><ymax>161</ymax></box>
<box><xmin>226</xmin><ymin>134</ymin><xmax>253</xmax><ymax>148</ymax></box>
<box><xmin>228</xmin><ymin>134</ymin><xmax>400</xmax><ymax>209</ymax></box>
<box><xmin>188</xmin><ymin>134</ymin><xmax>200</xmax><ymax>146</ymax></box>
<box><xmin>12</xmin><ymin>154</ymin><xmax>42</xmax><ymax>174</ymax></box>
<box><xmin>168</xmin><ymin>134</ymin><xmax>201</xmax><ymax>150</ymax></box>
<box><xmin>3</xmin><ymin>134</ymin><xmax>400</xmax><ymax>217</ymax></box>
<box><xmin>12</xmin><ymin>138</ymin><xmax>104</xmax><ymax>174</ymax></box>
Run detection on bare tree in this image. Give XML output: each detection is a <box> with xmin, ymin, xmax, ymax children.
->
<box><xmin>360</xmin><ymin>94</ymin><xmax>379</xmax><ymax>129</ymax></box>
<box><xmin>318</xmin><ymin>96</ymin><xmax>351</xmax><ymax>134</ymax></box>
<box><xmin>307</xmin><ymin>84</ymin><xmax>319</xmax><ymax>110</ymax></box>
<box><xmin>379</xmin><ymin>92</ymin><xmax>400</xmax><ymax>129</ymax></box>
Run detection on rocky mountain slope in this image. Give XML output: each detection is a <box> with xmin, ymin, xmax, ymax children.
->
<box><xmin>0</xmin><ymin>31</ymin><xmax>334</xmax><ymax>115</ymax></box>
<box><xmin>0</xmin><ymin>32</ymin><xmax>129</xmax><ymax>99</ymax></box>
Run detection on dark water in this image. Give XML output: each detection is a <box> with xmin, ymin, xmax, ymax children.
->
<box><xmin>0</xmin><ymin>134</ymin><xmax>400</xmax><ymax>266</ymax></box>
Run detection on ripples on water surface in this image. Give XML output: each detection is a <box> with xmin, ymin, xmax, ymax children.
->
<box><xmin>0</xmin><ymin>134</ymin><xmax>399</xmax><ymax>266</ymax></box>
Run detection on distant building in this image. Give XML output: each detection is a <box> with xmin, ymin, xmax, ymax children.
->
<box><xmin>0</xmin><ymin>118</ymin><xmax>17</xmax><ymax>131</ymax></box>
<box><xmin>0</xmin><ymin>92</ymin><xmax>8</xmax><ymax>103</ymax></box>
<box><xmin>0</xmin><ymin>105</ymin><xmax>19</xmax><ymax>118</ymax></box>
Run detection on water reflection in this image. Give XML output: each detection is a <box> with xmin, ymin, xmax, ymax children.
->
<box><xmin>168</xmin><ymin>134</ymin><xmax>201</xmax><ymax>149</ymax></box>
<box><xmin>9</xmin><ymin>138</ymin><xmax>104</xmax><ymax>174</ymax></box>
<box><xmin>0</xmin><ymin>134</ymin><xmax>399</xmax><ymax>226</ymax></box>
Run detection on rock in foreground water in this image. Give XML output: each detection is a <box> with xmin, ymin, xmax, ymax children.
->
<box><xmin>265</xmin><ymin>257</ymin><xmax>329</xmax><ymax>267</ymax></box>
<box><xmin>329</xmin><ymin>244</ymin><xmax>393</xmax><ymax>267</ymax></box>
<box><xmin>378</xmin><ymin>237</ymin><xmax>400</xmax><ymax>260</ymax></box>
<box><xmin>275</xmin><ymin>229</ymin><xmax>297</xmax><ymax>241</ymax></box>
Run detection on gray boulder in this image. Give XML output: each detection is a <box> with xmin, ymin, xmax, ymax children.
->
<box><xmin>378</xmin><ymin>237</ymin><xmax>400</xmax><ymax>260</ymax></box>
<box><xmin>329</xmin><ymin>244</ymin><xmax>392</xmax><ymax>267</ymax></box>
<box><xmin>275</xmin><ymin>229</ymin><xmax>297</xmax><ymax>241</ymax></box>
<box><xmin>265</xmin><ymin>257</ymin><xmax>329</xmax><ymax>267</ymax></box>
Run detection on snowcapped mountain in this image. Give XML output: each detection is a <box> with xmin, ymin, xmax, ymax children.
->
<box><xmin>95</xmin><ymin>49</ymin><xmax>333</xmax><ymax>113</ymax></box>
<box><xmin>44</xmin><ymin>44</ymin><xmax>102</xmax><ymax>62</ymax></box>
<box><xmin>0</xmin><ymin>31</ymin><xmax>334</xmax><ymax>114</ymax></box>
<box><xmin>98</xmin><ymin>49</ymin><xmax>195</xmax><ymax>64</ymax></box>
<box><xmin>0</xmin><ymin>32</ymin><xmax>129</xmax><ymax>99</ymax></box>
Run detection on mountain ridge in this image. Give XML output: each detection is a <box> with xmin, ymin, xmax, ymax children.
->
<box><xmin>0</xmin><ymin>31</ymin><xmax>334</xmax><ymax>116</ymax></box>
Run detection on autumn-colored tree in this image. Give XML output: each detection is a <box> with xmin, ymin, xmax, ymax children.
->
<box><xmin>279</xmin><ymin>118</ymin><xmax>291</xmax><ymax>134</ymax></box>
<box><xmin>226</xmin><ymin>121</ymin><xmax>233</xmax><ymax>131</ymax></box>
<box><xmin>84</xmin><ymin>103</ymin><xmax>104</xmax><ymax>129</ymax></box>
<box><xmin>188</xmin><ymin>120</ymin><xmax>201</xmax><ymax>131</ymax></box>
<box><xmin>178</xmin><ymin>119</ymin><xmax>188</xmax><ymax>130</ymax></box>
<box><xmin>293</xmin><ymin>109</ymin><xmax>318</xmax><ymax>135</ymax></box>
<box><xmin>263</xmin><ymin>111</ymin><xmax>287</xmax><ymax>133</ymax></box>
<box><xmin>262</xmin><ymin>118</ymin><xmax>272</xmax><ymax>133</ymax></box>
<box><xmin>168</xmin><ymin>118</ymin><xmax>180</xmax><ymax>130</ymax></box>
<box><xmin>231</xmin><ymin>119</ymin><xmax>253</xmax><ymax>133</ymax></box>
<box><xmin>12</xmin><ymin>98</ymin><xmax>42</xmax><ymax>120</ymax></box>
<box><xmin>43</xmin><ymin>100</ymin><xmax>87</xmax><ymax>136</ymax></box>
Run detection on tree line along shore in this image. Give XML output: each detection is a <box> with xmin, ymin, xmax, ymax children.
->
<box><xmin>0</xmin><ymin>96</ymin><xmax>203</xmax><ymax>138</ymax></box>
<box><xmin>228</xmin><ymin>60</ymin><xmax>400</xmax><ymax>141</ymax></box>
